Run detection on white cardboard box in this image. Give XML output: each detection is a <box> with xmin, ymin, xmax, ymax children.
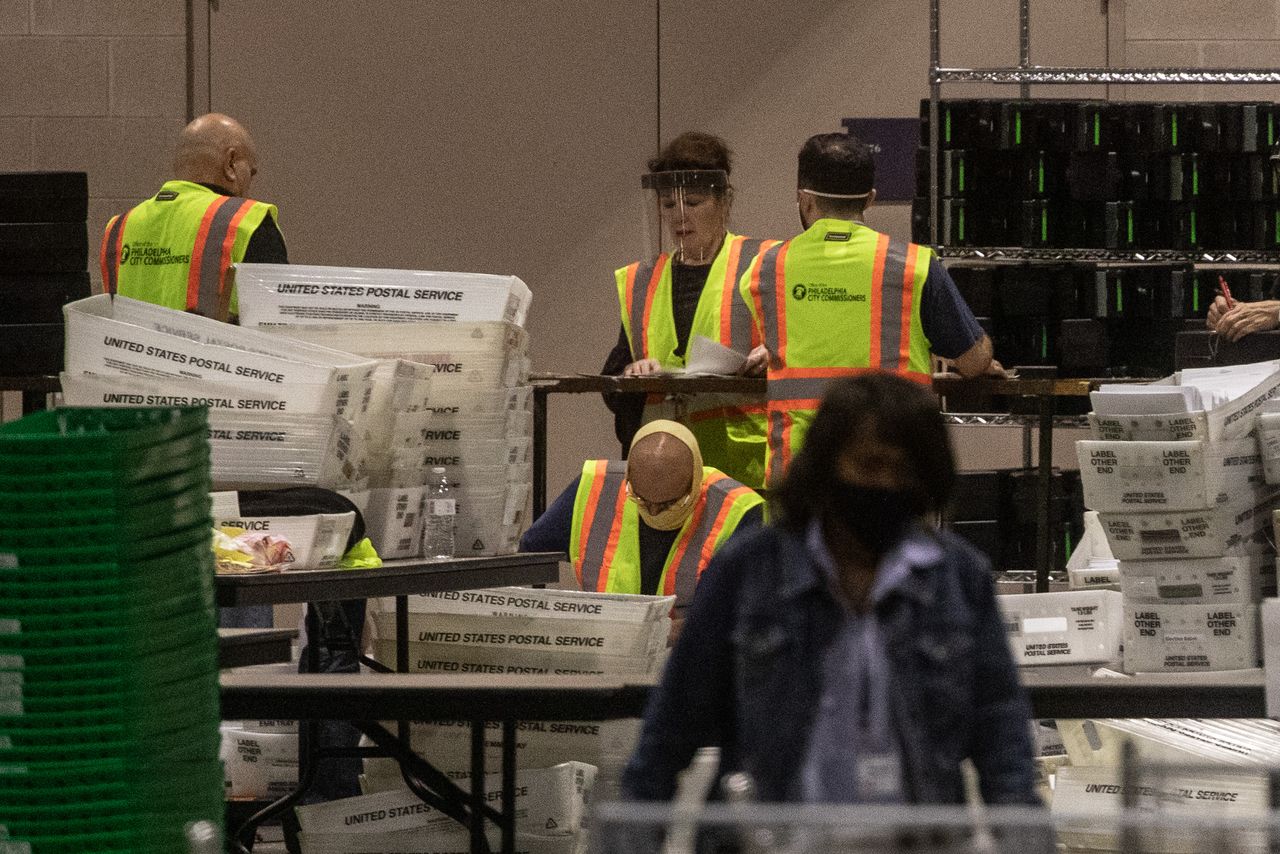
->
<box><xmin>211</xmin><ymin>501</ymin><xmax>355</xmax><ymax>570</ymax></box>
<box><xmin>1077</xmin><ymin>438</ymin><xmax>1270</xmax><ymax>513</ymax></box>
<box><xmin>1118</xmin><ymin>556</ymin><xmax>1275</xmax><ymax>605</ymax></box>
<box><xmin>371</xmin><ymin>612</ymin><xmax>667</xmax><ymax>660</ymax></box>
<box><xmin>371</xmin><ymin>640</ymin><xmax>662</xmax><ymax>677</ymax></box>
<box><xmin>363</xmin><ymin>486</ymin><xmax>426</xmax><ymax>559</ymax></box>
<box><xmin>1052</xmin><ymin>765</ymin><xmax>1268</xmax><ymax>854</ymax></box>
<box><xmin>233</xmin><ymin>263</ymin><xmax>532</xmax><ymax>328</ymax></box>
<box><xmin>1122</xmin><ymin>601</ymin><xmax>1260</xmax><ymax>672</ymax></box>
<box><xmin>294</xmin><ymin>761</ymin><xmax>593</xmax><ymax>837</ymax></box>
<box><xmin>1057</xmin><ymin>718</ymin><xmax>1280</xmax><ymax>769</ymax></box>
<box><xmin>1088</xmin><ymin>362</ymin><xmax>1280</xmax><ymax>443</ymax></box>
<box><xmin>397</xmin><ymin>587</ymin><xmax>674</xmax><ymax>624</ymax></box>
<box><xmin>1098</xmin><ymin>499</ymin><xmax>1276</xmax><ymax>561</ymax></box>
<box><xmin>996</xmin><ymin>590</ymin><xmax>1123</xmax><ymax>666</ymax></box>
<box><xmin>220</xmin><ymin>726</ymin><xmax>298</xmax><ymax>800</ymax></box>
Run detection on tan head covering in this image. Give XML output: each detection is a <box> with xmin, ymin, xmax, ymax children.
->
<box><xmin>626</xmin><ymin>420</ymin><xmax>704</xmax><ymax>530</ymax></box>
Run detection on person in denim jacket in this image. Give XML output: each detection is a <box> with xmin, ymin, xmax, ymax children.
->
<box><xmin>622</xmin><ymin>372</ymin><xmax>1040</xmax><ymax>807</ymax></box>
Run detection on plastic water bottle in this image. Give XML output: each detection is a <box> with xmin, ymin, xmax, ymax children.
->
<box><xmin>422</xmin><ymin>467</ymin><xmax>456</xmax><ymax>559</ymax></box>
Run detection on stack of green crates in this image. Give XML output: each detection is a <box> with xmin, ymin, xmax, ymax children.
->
<box><xmin>0</xmin><ymin>407</ymin><xmax>223</xmax><ymax>853</ymax></box>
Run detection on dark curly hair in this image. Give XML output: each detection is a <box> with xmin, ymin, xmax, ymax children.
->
<box><xmin>769</xmin><ymin>372</ymin><xmax>955</xmax><ymax>532</ymax></box>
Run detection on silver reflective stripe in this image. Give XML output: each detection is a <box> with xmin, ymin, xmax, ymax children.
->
<box><xmin>628</xmin><ymin>261</ymin><xmax>657</xmax><ymax>360</ymax></box>
<box><xmin>879</xmin><ymin>241</ymin><xmax>909</xmax><ymax>371</ymax></box>
<box><xmin>194</xmin><ymin>197</ymin><xmax>253</xmax><ymax>318</ymax></box>
<box><xmin>728</xmin><ymin>238</ymin><xmax>766</xmax><ymax>353</ymax></box>
<box><xmin>579</xmin><ymin>462</ymin><xmax>629</xmax><ymax>593</ymax></box>
<box><xmin>671</xmin><ymin>477</ymin><xmax>737</xmax><ymax>607</ymax></box>
<box><xmin>767</xmin><ymin>408</ymin><xmax>787</xmax><ymax>476</ymax></box>
<box><xmin>767</xmin><ymin>376</ymin><xmax>834</xmax><ymax>403</ymax></box>
<box><xmin>754</xmin><ymin>243</ymin><xmax>785</xmax><ymax>355</ymax></box>
<box><xmin>102</xmin><ymin>214</ymin><xmax>127</xmax><ymax>295</ymax></box>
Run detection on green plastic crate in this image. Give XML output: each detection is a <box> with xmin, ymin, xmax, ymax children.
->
<box><xmin>0</xmin><ymin>503</ymin><xmax>212</xmax><ymax>553</ymax></box>
<box><xmin>0</xmin><ymin>523</ymin><xmax>212</xmax><ymax>567</ymax></box>
<box><xmin>0</xmin><ymin>407</ymin><xmax>206</xmax><ymax>453</ymax></box>
<box><xmin>0</xmin><ymin>468</ymin><xmax>210</xmax><ymax>514</ymax></box>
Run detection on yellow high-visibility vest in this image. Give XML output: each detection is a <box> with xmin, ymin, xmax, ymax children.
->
<box><xmin>614</xmin><ymin>233</ymin><xmax>779</xmax><ymax>487</ymax></box>
<box><xmin>740</xmin><ymin>218</ymin><xmax>933</xmax><ymax>483</ymax></box>
<box><xmin>100</xmin><ymin>180</ymin><xmax>278</xmax><ymax>321</ymax></box>
<box><xmin>568</xmin><ymin>460</ymin><xmax>763</xmax><ymax>608</ymax></box>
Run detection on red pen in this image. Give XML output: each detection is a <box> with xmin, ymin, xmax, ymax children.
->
<box><xmin>1218</xmin><ymin>275</ymin><xmax>1235</xmax><ymax>309</ymax></box>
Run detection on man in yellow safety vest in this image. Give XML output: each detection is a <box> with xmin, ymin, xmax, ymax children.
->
<box><xmin>741</xmin><ymin>132</ymin><xmax>1001</xmax><ymax>483</ymax></box>
<box><xmin>519</xmin><ymin>420</ymin><xmax>763</xmax><ymax>617</ymax></box>
<box><xmin>100</xmin><ymin>113</ymin><xmax>286</xmax><ymax>323</ymax></box>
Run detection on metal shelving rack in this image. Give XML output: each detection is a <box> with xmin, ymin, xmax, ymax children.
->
<box><xmin>926</xmin><ymin>0</ymin><xmax>1280</xmax><ymax>247</ymax></box>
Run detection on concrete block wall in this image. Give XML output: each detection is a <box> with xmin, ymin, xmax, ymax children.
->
<box><xmin>0</xmin><ymin>0</ymin><xmax>185</xmax><ymax>291</ymax></box>
<box><xmin>1118</xmin><ymin>0</ymin><xmax>1280</xmax><ymax>102</ymax></box>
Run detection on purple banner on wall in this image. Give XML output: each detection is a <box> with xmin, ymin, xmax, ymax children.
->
<box><xmin>840</xmin><ymin>118</ymin><xmax>920</xmax><ymax>202</ymax></box>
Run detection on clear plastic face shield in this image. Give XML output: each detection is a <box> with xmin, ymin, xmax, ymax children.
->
<box><xmin>641</xmin><ymin>169</ymin><xmax>730</xmax><ymax>266</ymax></box>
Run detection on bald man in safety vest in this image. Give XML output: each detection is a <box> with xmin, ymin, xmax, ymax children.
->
<box><xmin>520</xmin><ymin>421</ymin><xmax>763</xmax><ymax>618</ymax></box>
<box><xmin>741</xmin><ymin>132</ymin><xmax>1003</xmax><ymax>484</ymax></box>
<box><xmin>100</xmin><ymin>112</ymin><xmax>287</xmax><ymax>323</ymax></box>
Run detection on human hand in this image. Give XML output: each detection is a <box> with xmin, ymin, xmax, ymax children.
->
<box><xmin>738</xmin><ymin>345</ymin><xmax>770</xmax><ymax>377</ymax></box>
<box><xmin>984</xmin><ymin>358</ymin><xmax>1008</xmax><ymax>378</ymax></box>
<box><xmin>1206</xmin><ymin>294</ymin><xmax>1232</xmax><ymax>330</ymax></box>
<box><xmin>623</xmin><ymin>358</ymin><xmax>664</xmax><ymax>377</ymax></box>
<box><xmin>1215</xmin><ymin>301</ymin><xmax>1280</xmax><ymax>342</ymax></box>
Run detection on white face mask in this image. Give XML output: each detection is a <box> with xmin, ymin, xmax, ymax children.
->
<box><xmin>633</xmin><ymin>488</ymin><xmax>697</xmax><ymax>531</ymax></box>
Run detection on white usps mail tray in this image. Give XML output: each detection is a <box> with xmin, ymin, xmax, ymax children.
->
<box><xmin>1077</xmin><ymin>438</ymin><xmax>1268</xmax><ymax>513</ymax></box>
<box><xmin>59</xmin><ymin>370</ymin><xmax>341</xmax><ymax>418</ymax></box>
<box><xmin>1098</xmin><ymin>499</ymin><xmax>1276</xmax><ymax>560</ymax></box>
<box><xmin>997</xmin><ymin>590</ymin><xmax>1123</xmax><ymax>666</ymax></box>
<box><xmin>64</xmin><ymin>297</ymin><xmax>350</xmax><ymax>393</ymax></box>
<box><xmin>233</xmin><ymin>263</ymin><xmax>532</xmax><ymax>328</ymax></box>
<box><xmin>295</xmin><ymin>762</ymin><xmax>593</xmax><ymax>838</ymax></box>
<box><xmin>1118</xmin><ymin>555</ymin><xmax>1275</xmax><ymax>605</ymax></box>
<box><xmin>362</xmin><ymin>485</ymin><xmax>426</xmax><ymax>559</ymax></box>
<box><xmin>1122</xmin><ymin>601</ymin><xmax>1259</xmax><ymax>673</ymax></box>
<box><xmin>212</xmin><ymin>509</ymin><xmax>356</xmax><ymax>570</ymax></box>
<box><xmin>1089</xmin><ymin>362</ymin><xmax>1280</xmax><ymax>443</ymax></box>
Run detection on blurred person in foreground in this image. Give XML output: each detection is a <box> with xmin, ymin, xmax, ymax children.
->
<box><xmin>622</xmin><ymin>372</ymin><xmax>1040</xmax><ymax>809</ymax></box>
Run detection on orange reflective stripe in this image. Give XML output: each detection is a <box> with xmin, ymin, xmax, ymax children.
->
<box><xmin>698</xmin><ymin>483</ymin><xmax>753</xmax><ymax>567</ymax></box>
<box><xmin>186</xmin><ymin>196</ymin><xmax>230</xmax><ymax>311</ymax></box>
<box><xmin>899</xmin><ymin>243</ymin><xmax>920</xmax><ymax>371</ymax></box>
<box><xmin>772</xmin><ymin>241</ymin><xmax>790</xmax><ymax>362</ymax></box>
<box><xmin>594</xmin><ymin>487</ymin><xmax>630</xmax><ymax>593</ymax></box>
<box><xmin>868</xmin><ymin>233</ymin><xmax>890</xmax><ymax>368</ymax></box>
<box><xmin>574</xmin><ymin>460</ymin><xmax>611</xmax><ymax>586</ymax></box>
<box><xmin>216</xmin><ymin>200</ymin><xmax>255</xmax><ymax>319</ymax></box>
<box><xmin>719</xmin><ymin>237</ymin><xmax>744</xmax><ymax>346</ymax></box>
<box><xmin>100</xmin><ymin>212</ymin><xmax>128</xmax><ymax>295</ymax></box>
<box><xmin>639</xmin><ymin>259</ymin><xmax>665</xmax><ymax>361</ymax></box>
<box><xmin>747</xmin><ymin>252</ymin><xmax>771</xmax><ymax>351</ymax></box>
<box><xmin>770</xmin><ymin>366</ymin><xmax>860</xmax><ymax>380</ymax></box>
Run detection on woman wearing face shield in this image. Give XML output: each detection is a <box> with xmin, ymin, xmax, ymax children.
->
<box><xmin>622</xmin><ymin>372</ymin><xmax>1041</xmax><ymax>816</ymax></box>
<box><xmin>601</xmin><ymin>132</ymin><xmax>778</xmax><ymax>489</ymax></box>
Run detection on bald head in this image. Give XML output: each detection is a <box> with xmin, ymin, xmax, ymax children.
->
<box><xmin>173</xmin><ymin>113</ymin><xmax>258</xmax><ymax>198</ymax></box>
<box><xmin>628</xmin><ymin>432</ymin><xmax>696</xmax><ymax>505</ymax></box>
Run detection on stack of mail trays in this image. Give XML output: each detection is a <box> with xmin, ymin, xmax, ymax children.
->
<box><xmin>1075</xmin><ymin>360</ymin><xmax>1280</xmax><ymax>673</ymax></box>
<box><xmin>235</xmin><ymin>263</ymin><xmax>533</xmax><ymax>558</ymax></box>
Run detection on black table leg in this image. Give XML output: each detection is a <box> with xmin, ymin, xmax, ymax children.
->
<box><xmin>1035</xmin><ymin>394</ymin><xmax>1054</xmax><ymax>593</ymax></box>
<box><xmin>533</xmin><ymin>386</ymin><xmax>549</xmax><ymax>519</ymax></box>
<box><xmin>471</xmin><ymin>719</ymin><xmax>487</xmax><ymax>854</ymax></box>
<box><xmin>502</xmin><ymin>719</ymin><xmax>516</xmax><ymax>854</ymax></box>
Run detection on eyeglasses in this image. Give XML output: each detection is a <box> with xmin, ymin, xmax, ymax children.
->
<box><xmin>624</xmin><ymin>479</ymin><xmax>695</xmax><ymax>515</ymax></box>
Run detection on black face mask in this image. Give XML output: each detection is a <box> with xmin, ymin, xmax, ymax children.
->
<box><xmin>825</xmin><ymin>483</ymin><xmax>923</xmax><ymax>554</ymax></box>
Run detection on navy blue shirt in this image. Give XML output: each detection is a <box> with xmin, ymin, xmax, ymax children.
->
<box><xmin>919</xmin><ymin>258</ymin><xmax>984</xmax><ymax>360</ymax></box>
<box><xmin>519</xmin><ymin>474</ymin><xmax>764</xmax><ymax>596</ymax></box>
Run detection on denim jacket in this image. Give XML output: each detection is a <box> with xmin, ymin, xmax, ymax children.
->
<box><xmin>622</xmin><ymin>522</ymin><xmax>1041</xmax><ymax>806</ymax></box>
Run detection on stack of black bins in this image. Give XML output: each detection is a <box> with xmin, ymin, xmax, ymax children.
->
<box><xmin>0</xmin><ymin>172</ymin><xmax>91</xmax><ymax>377</ymax></box>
